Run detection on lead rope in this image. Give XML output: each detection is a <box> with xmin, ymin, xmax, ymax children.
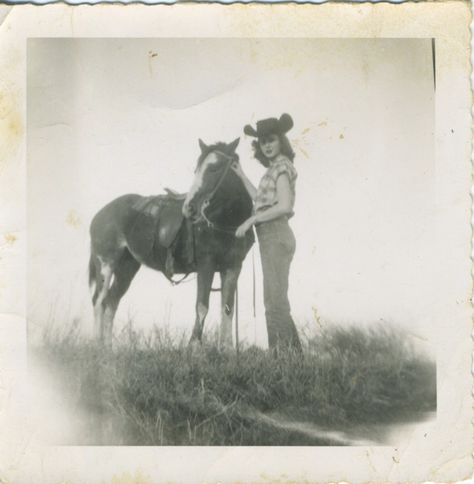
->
<box><xmin>235</xmin><ymin>282</ymin><xmax>239</xmax><ymax>361</ymax></box>
<box><xmin>252</xmin><ymin>247</ymin><xmax>257</xmax><ymax>345</ymax></box>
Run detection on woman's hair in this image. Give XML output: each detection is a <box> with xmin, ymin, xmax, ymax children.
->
<box><xmin>251</xmin><ymin>133</ymin><xmax>296</xmax><ymax>167</ymax></box>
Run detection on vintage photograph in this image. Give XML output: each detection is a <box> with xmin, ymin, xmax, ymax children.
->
<box><xmin>0</xmin><ymin>2</ymin><xmax>472</xmax><ymax>482</ymax></box>
<box><xmin>27</xmin><ymin>37</ymin><xmax>437</xmax><ymax>447</ymax></box>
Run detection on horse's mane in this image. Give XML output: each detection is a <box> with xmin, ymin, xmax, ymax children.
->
<box><xmin>196</xmin><ymin>142</ymin><xmax>238</xmax><ymax>169</ymax></box>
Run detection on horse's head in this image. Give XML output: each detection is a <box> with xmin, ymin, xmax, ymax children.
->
<box><xmin>183</xmin><ymin>138</ymin><xmax>240</xmax><ymax>221</ymax></box>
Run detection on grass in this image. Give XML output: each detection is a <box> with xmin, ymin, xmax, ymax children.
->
<box><xmin>31</xmin><ymin>321</ymin><xmax>436</xmax><ymax>446</ymax></box>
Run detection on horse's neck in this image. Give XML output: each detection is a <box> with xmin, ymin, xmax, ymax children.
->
<box><xmin>212</xmin><ymin>173</ymin><xmax>252</xmax><ymax>223</ymax></box>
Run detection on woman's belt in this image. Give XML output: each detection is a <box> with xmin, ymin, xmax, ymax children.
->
<box><xmin>254</xmin><ymin>214</ymin><xmax>290</xmax><ymax>228</ymax></box>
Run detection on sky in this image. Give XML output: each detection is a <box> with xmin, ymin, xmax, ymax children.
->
<box><xmin>27</xmin><ymin>38</ymin><xmax>435</xmax><ymax>348</ymax></box>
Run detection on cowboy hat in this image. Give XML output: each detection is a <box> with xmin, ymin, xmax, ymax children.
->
<box><xmin>243</xmin><ymin>113</ymin><xmax>294</xmax><ymax>138</ymax></box>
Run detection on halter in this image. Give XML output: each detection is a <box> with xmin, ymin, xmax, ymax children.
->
<box><xmin>198</xmin><ymin>150</ymin><xmax>241</xmax><ymax>234</ymax></box>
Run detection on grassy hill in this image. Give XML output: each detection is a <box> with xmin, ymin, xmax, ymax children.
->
<box><xmin>31</xmin><ymin>322</ymin><xmax>436</xmax><ymax>445</ymax></box>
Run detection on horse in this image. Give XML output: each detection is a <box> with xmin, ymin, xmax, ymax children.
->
<box><xmin>88</xmin><ymin>137</ymin><xmax>254</xmax><ymax>348</ymax></box>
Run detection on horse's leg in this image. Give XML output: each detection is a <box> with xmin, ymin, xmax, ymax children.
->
<box><xmin>90</xmin><ymin>253</ymin><xmax>102</xmax><ymax>307</ymax></box>
<box><xmin>219</xmin><ymin>266</ymin><xmax>241</xmax><ymax>350</ymax></box>
<box><xmin>90</xmin><ymin>253</ymin><xmax>103</xmax><ymax>331</ymax></box>
<box><xmin>189</xmin><ymin>262</ymin><xmax>214</xmax><ymax>345</ymax></box>
<box><xmin>103</xmin><ymin>252</ymin><xmax>140</xmax><ymax>347</ymax></box>
<box><xmin>93</xmin><ymin>258</ymin><xmax>114</xmax><ymax>343</ymax></box>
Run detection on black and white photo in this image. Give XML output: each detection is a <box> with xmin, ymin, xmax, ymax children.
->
<box><xmin>0</xmin><ymin>3</ymin><xmax>472</xmax><ymax>482</ymax></box>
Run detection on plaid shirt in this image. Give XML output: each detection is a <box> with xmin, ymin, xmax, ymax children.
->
<box><xmin>254</xmin><ymin>154</ymin><xmax>297</xmax><ymax>217</ymax></box>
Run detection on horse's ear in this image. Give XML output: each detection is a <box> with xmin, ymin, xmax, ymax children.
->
<box><xmin>198</xmin><ymin>139</ymin><xmax>208</xmax><ymax>153</ymax></box>
<box><xmin>228</xmin><ymin>137</ymin><xmax>240</xmax><ymax>153</ymax></box>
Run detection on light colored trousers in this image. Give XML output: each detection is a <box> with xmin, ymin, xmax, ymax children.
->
<box><xmin>256</xmin><ymin>216</ymin><xmax>302</xmax><ymax>354</ymax></box>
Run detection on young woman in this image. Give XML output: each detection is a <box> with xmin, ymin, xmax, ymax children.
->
<box><xmin>232</xmin><ymin>113</ymin><xmax>302</xmax><ymax>354</ymax></box>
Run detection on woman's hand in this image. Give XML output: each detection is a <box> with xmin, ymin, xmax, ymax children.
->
<box><xmin>235</xmin><ymin>216</ymin><xmax>256</xmax><ymax>238</ymax></box>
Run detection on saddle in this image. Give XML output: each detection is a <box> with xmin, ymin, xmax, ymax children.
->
<box><xmin>132</xmin><ymin>189</ymin><xmax>186</xmax><ymax>248</ymax></box>
<box><xmin>131</xmin><ymin>189</ymin><xmax>194</xmax><ymax>280</ymax></box>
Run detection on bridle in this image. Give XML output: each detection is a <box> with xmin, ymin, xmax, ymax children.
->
<box><xmin>198</xmin><ymin>150</ymin><xmax>241</xmax><ymax>235</ymax></box>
